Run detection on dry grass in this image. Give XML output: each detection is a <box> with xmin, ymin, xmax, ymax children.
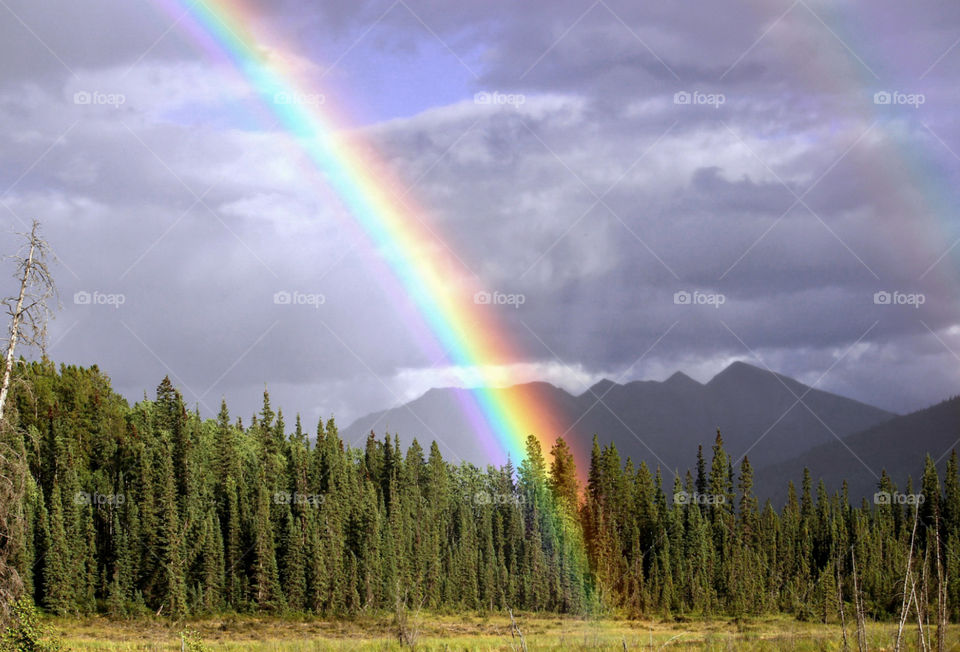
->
<box><xmin>46</xmin><ymin>612</ymin><xmax>958</xmax><ymax>650</ymax></box>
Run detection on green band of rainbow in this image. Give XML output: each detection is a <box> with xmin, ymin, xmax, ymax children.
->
<box><xmin>152</xmin><ymin>0</ymin><xmax>576</xmax><ymax>467</ymax></box>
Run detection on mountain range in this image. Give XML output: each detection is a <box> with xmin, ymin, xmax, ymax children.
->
<box><xmin>755</xmin><ymin>394</ymin><xmax>960</xmax><ymax>504</ymax></box>
<box><xmin>342</xmin><ymin>361</ymin><xmax>960</xmax><ymax>501</ymax></box>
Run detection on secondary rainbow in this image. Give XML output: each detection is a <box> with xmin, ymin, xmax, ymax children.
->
<box><xmin>150</xmin><ymin>0</ymin><xmax>574</xmax><ymax>467</ymax></box>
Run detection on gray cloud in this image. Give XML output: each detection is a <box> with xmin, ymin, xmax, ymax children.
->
<box><xmin>0</xmin><ymin>0</ymin><xmax>958</xmax><ymax>432</ymax></box>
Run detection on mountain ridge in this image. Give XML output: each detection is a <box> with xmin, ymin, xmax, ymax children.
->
<box><xmin>344</xmin><ymin>362</ymin><xmax>897</xmax><ymax>486</ymax></box>
<box><xmin>754</xmin><ymin>394</ymin><xmax>960</xmax><ymax>504</ymax></box>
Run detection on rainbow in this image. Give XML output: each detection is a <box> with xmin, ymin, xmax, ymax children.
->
<box><xmin>740</xmin><ymin>1</ymin><xmax>960</xmax><ymax>288</ymax></box>
<box><xmin>147</xmin><ymin>2</ymin><xmax>960</xmax><ymax>479</ymax></box>
<box><xmin>149</xmin><ymin>0</ymin><xmax>578</xmax><ymax>469</ymax></box>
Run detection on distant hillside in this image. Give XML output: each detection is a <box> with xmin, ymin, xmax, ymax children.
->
<box><xmin>342</xmin><ymin>381</ymin><xmax>581</xmax><ymax>463</ymax></box>
<box><xmin>755</xmin><ymin>395</ymin><xmax>960</xmax><ymax>505</ymax></box>
<box><xmin>344</xmin><ymin>361</ymin><xmax>895</xmax><ymax>481</ymax></box>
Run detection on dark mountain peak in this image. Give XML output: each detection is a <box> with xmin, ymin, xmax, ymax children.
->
<box><xmin>710</xmin><ymin>360</ymin><xmax>762</xmax><ymax>380</ymax></box>
<box><xmin>345</xmin><ymin>363</ymin><xmax>895</xmax><ymax>484</ymax></box>
<box><xmin>418</xmin><ymin>386</ymin><xmax>459</xmax><ymax>401</ymax></box>
<box><xmin>510</xmin><ymin>380</ymin><xmax>566</xmax><ymax>393</ymax></box>
<box><xmin>707</xmin><ymin>360</ymin><xmax>797</xmax><ymax>389</ymax></box>
<box><xmin>586</xmin><ymin>378</ymin><xmax>618</xmax><ymax>396</ymax></box>
<box><xmin>664</xmin><ymin>371</ymin><xmax>701</xmax><ymax>390</ymax></box>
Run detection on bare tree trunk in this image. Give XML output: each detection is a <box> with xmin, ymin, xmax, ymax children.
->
<box><xmin>852</xmin><ymin>546</ymin><xmax>867</xmax><ymax>652</ymax></box>
<box><xmin>0</xmin><ymin>232</ymin><xmax>34</xmax><ymax>423</ymax></box>
<box><xmin>935</xmin><ymin>516</ymin><xmax>947</xmax><ymax>652</ymax></box>
<box><xmin>394</xmin><ymin>580</ymin><xmax>424</xmax><ymax>649</ymax></box>
<box><xmin>837</xmin><ymin>556</ymin><xmax>849</xmax><ymax>651</ymax></box>
<box><xmin>0</xmin><ymin>220</ymin><xmax>56</xmax><ymax>623</ymax></box>
<box><xmin>911</xmin><ymin>579</ymin><xmax>929</xmax><ymax>652</ymax></box>
<box><xmin>0</xmin><ymin>219</ymin><xmax>56</xmax><ymax>424</ymax></box>
<box><xmin>508</xmin><ymin>608</ymin><xmax>527</xmax><ymax>652</ymax></box>
<box><xmin>896</xmin><ymin>506</ymin><xmax>921</xmax><ymax>652</ymax></box>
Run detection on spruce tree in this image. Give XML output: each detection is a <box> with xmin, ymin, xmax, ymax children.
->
<box><xmin>43</xmin><ymin>483</ymin><xmax>73</xmax><ymax>615</ymax></box>
<box><xmin>548</xmin><ymin>437</ymin><xmax>580</xmax><ymax>511</ymax></box>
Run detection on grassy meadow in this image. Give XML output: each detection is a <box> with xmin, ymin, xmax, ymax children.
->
<box><xmin>47</xmin><ymin>612</ymin><xmax>958</xmax><ymax>650</ymax></box>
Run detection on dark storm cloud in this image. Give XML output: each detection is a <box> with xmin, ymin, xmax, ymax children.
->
<box><xmin>0</xmin><ymin>0</ymin><xmax>958</xmax><ymax>427</ymax></box>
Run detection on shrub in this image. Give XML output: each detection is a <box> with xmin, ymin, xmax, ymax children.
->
<box><xmin>0</xmin><ymin>599</ymin><xmax>63</xmax><ymax>652</ymax></box>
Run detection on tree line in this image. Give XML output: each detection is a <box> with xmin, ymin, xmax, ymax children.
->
<box><xmin>2</xmin><ymin>359</ymin><xmax>958</xmax><ymax>631</ymax></box>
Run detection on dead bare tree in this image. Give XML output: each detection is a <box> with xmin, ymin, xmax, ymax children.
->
<box><xmin>851</xmin><ymin>546</ymin><xmax>867</xmax><ymax>652</ymax></box>
<box><xmin>0</xmin><ymin>219</ymin><xmax>57</xmax><ymax>422</ymax></box>
<box><xmin>508</xmin><ymin>608</ymin><xmax>527</xmax><ymax>652</ymax></box>
<box><xmin>394</xmin><ymin>580</ymin><xmax>424</xmax><ymax>649</ymax></box>
<box><xmin>910</xmin><ymin>574</ymin><xmax>928</xmax><ymax>652</ymax></box>
<box><xmin>920</xmin><ymin>546</ymin><xmax>931</xmax><ymax>651</ymax></box>
<box><xmin>836</xmin><ymin>554</ymin><xmax>849</xmax><ymax>651</ymax></box>
<box><xmin>935</xmin><ymin>516</ymin><xmax>947</xmax><ymax>652</ymax></box>
<box><xmin>0</xmin><ymin>219</ymin><xmax>57</xmax><ymax>623</ymax></box>
<box><xmin>896</xmin><ymin>505</ymin><xmax>921</xmax><ymax>652</ymax></box>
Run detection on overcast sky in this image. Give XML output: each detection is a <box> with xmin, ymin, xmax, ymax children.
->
<box><xmin>1</xmin><ymin>0</ymin><xmax>959</xmax><ymax>438</ymax></box>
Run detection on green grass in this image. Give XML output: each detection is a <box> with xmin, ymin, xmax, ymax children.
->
<box><xmin>46</xmin><ymin>612</ymin><xmax>957</xmax><ymax>650</ymax></box>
